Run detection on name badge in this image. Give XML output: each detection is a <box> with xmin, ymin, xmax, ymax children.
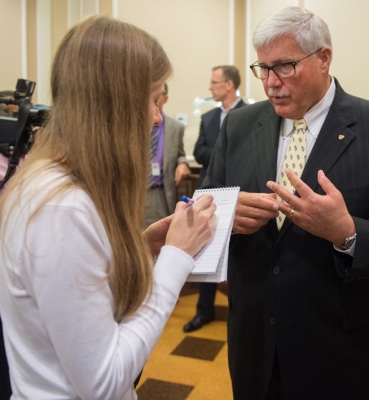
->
<box><xmin>151</xmin><ymin>162</ymin><xmax>160</xmax><ymax>176</ymax></box>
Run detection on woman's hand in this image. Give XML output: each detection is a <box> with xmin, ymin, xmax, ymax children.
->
<box><xmin>143</xmin><ymin>215</ymin><xmax>173</xmax><ymax>256</ymax></box>
<box><xmin>143</xmin><ymin>194</ymin><xmax>216</xmax><ymax>257</ymax></box>
<box><xmin>166</xmin><ymin>194</ymin><xmax>216</xmax><ymax>257</ymax></box>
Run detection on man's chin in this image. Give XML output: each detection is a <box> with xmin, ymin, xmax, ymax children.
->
<box><xmin>272</xmin><ymin>105</ymin><xmax>298</xmax><ymax>120</ymax></box>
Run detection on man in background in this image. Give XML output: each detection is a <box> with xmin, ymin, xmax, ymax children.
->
<box><xmin>144</xmin><ymin>83</ymin><xmax>190</xmax><ymax>228</ymax></box>
<box><xmin>183</xmin><ymin>65</ymin><xmax>246</xmax><ymax>333</ymax></box>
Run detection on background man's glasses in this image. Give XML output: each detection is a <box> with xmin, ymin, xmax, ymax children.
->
<box><xmin>210</xmin><ymin>80</ymin><xmax>226</xmax><ymax>86</ymax></box>
<box><xmin>250</xmin><ymin>48</ymin><xmax>322</xmax><ymax>80</ymax></box>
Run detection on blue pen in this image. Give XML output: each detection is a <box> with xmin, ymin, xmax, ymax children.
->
<box><xmin>181</xmin><ymin>195</ymin><xmax>195</xmax><ymax>206</ymax></box>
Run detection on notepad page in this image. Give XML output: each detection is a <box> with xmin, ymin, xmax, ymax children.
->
<box><xmin>190</xmin><ymin>187</ymin><xmax>239</xmax><ymax>275</ymax></box>
<box><xmin>187</xmin><ymin>198</ymin><xmax>234</xmax><ymax>283</ymax></box>
<box><xmin>187</xmin><ymin>242</ymin><xmax>229</xmax><ymax>282</ymax></box>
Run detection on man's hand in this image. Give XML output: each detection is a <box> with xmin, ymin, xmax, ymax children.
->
<box><xmin>233</xmin><ymin>192</ymin><xmax>279</xmax><ymax>234</ymax></box>
<box><xmin>175</xmin><ymin>163</ymin><xmax>190</xmax><ymax>186</ymax></box>
<box><xmin>266</xmin><ymin>169</ymin><xmax>356</xmax><ymax>245</ymax></box>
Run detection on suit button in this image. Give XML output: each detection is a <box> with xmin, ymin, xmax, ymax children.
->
<box><xmin>273</xmin><ymin>266</ymin><xmax>280</xmax><ymax>276</ymax></box>
<box><xmin>270</xmin><ymin>317</ymin><xmax>275</xmax><ymax>325</ymax></box>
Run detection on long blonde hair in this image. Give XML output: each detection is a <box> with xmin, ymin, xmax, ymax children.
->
<box><xmin>0</xmin><ymin>16</ymin><xmax>172</xmax><ymax>319</ymax></box>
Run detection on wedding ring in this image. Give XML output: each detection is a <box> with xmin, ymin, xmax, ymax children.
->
<box><xmin>289</xmin><ymin>208</ymin><xmax>295</xmax><ymax>218</ymax></box>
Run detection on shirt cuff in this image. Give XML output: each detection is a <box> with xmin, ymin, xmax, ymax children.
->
<box><xmin>154</xmin><ymin>245</ymin><xmax>194</xmax><ymax>296</ymax></box>
<box><xmin>333</xmin><ymin>239</ymin><xmax>356</xmax><ymax>257</ymax></box>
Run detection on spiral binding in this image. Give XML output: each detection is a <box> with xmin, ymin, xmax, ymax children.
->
<box><xmin>195</xmin><ymin>186</ymin><xmax>240</xmax><ymax>193</ymax></box>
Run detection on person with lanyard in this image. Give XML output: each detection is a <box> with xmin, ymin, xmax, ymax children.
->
<box><xmin>183</xmin><ymin>65</ymin><xmax>247</xmax><ymax>333</ymax></box>
<box><xmin>144</xmin><ymin>83</ymin><xmax>190</xmax><ymax>229</ymax></box>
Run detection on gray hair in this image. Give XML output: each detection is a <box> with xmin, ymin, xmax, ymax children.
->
<box><xmin>253</xmin><ymin>7</ymin><xmax>332</xmax><ymax>55</ymax></box>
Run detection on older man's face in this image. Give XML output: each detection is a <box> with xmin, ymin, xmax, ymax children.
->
<box><xmin>257</xmin><ymin>35</ymin><xmax>330</xmax><ymax>120</ymax></box>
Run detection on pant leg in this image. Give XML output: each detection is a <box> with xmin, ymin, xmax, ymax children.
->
<box><xmin>144</xmin><ymin>187</ymin><xmax>170</xmax><ymax>229</ymax></box>
<box><xmin>196</xmin><ymin>282</ymin><xmax>217</xmax><ymax>320</ymax></box>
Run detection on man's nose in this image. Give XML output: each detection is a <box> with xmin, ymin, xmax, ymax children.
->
<box><xmin>266</xmin><ymin>69</ymin><xmax>282</xmax><ymax>87</ymax></box>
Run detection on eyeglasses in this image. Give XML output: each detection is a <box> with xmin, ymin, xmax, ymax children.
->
<box><xmin>210</xmin><ymin>80</ymin><xmax>226</xmax><ymax>86</ymax></box>
<box><xmin>249</xmin><ymin>48</ymin><xmax>322</xmax><ymax>80</ymax></box>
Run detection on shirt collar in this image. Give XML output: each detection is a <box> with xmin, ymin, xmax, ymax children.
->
<box><xmin>221</xmin><ymin>96</ymin><xmax>242</xmax><ymax>112</ymax></box>
<box><xmin>282</xmin><ymin>77</ymin><xmax>336</xmax><ymax>138</ymax></box>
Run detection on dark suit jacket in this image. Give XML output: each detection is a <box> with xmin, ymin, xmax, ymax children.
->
<box><xmin>204</xmin><ymin>79</ymin><xmax>369</xmax><ymax>400</ymax></box>
<box><xmin>193</xmin><ymin>99</ymin><xmax>246</xmax><ymax>186</ymax></box>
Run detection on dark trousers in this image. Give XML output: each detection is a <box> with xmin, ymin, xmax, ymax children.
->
<box><xmin>0</xmin><ymin>319</ymin><xmax>11</xmax><ymax>399</ymax></box>
<box><xmin>196</xmin><ymin>282</ymin><xmax>217</xmax><ymax>319</ymax></box>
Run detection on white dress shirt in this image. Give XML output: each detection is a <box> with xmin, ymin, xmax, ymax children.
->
<box><xmin>276</xmin><ymin>77</ymin><xmax>336</xmax><ymax>179</ymax></box>
<box><xmin>220</xmin><ymin>97</ymin><xmax>243</xmax><ymax>126</ymax></box>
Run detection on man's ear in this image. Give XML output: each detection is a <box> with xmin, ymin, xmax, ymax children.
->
<box><xmin>225</xmin><ymin>80</ymin><xmax>234</xmax><ymax>92</ymax></box>
<box><xmin>319</xmin><ymin>47</ymin><xmax>332</xmax><ymax>72</ymax></box>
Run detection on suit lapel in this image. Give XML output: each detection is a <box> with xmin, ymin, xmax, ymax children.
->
<box><xmin>279</xmin><ymin>79</ymin><xmax>357</xmax><ymax>236</ymax></box>
<box><xmin>252</xmin><ymin>104</ymin><xmax>281</xmax><ymax>194</ymax></box>
<box><xmin>235</xmin><ymin>100</ymin><xmax>246</xmax><ymax>110</ymax></box>
<box><xmin>251</xmin><ymin>104</ymin><xmax>281</xmax><ymax>237</ymax></box>
<box><xmin>209</xmin><ymin>108</ymin><xmax>222</xmax><ymax>139</ymax></box>
<box><xmin>300</xmin><ymin>81</ymin><xmax>357</xmax><ymax>193</ymax></box>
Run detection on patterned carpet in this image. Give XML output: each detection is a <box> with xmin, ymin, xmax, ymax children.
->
<box><xmin>136</xmin><ymin>282</ymin><xmax>233</xmax><ymax>399</ymax></box>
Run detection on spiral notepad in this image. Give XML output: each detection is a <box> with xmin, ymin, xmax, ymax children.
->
<box><xmin>187</xmin><ymin>186</ymin><xmax>240</xmax><ymax>283</ymax></box>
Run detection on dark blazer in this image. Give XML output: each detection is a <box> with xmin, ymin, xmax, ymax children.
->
<box><xmin>204</xmin><ymin>79</ymin><xmax>369</xmax><ymax>400</ymax></box>
<box><xmin>193</xmin><ymin>99</ymin><xmax>246</xmax><ymax>186</ymax></box>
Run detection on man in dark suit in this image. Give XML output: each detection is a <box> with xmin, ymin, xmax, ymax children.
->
<box><xmin>204</xmin><ymin>7</ymin><xmax>369</xmax><ymax>400</ymax></box>
<box><xmin>183</xmin><ymin>66</ymin><xmax>246</xmax><ymax>332</ymax></box>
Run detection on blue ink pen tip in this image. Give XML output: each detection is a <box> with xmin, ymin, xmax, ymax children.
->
<box><xmin>181</xmin><ymin>195</ymin><xmax>194</xmax><ymax>206</ymax></box>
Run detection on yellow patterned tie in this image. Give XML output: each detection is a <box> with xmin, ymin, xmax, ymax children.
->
<box><xmin>276</xmin><ymin>119</ymin><xmax>307</xmax><ymax>230</ymax></box>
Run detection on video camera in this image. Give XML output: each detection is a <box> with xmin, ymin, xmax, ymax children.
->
<box><xmin>0</xmin><ymin>79</ymin><xmax>50</xmax><ymax>190</ymax></box>
<box><xmin>0</xmin><ymin>79</ymin><xmax>49</xmax><ymax>157</ymax></box>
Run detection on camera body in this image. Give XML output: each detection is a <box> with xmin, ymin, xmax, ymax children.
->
<box><xmin>0</xmin><ymin>79</ymin><xmax>48</xmax><ymax>157</ymax></box>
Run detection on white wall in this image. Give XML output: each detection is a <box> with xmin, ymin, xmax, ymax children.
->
<box><xmin>36</xmin><ymin>0</ymin><xmax>52</xmax><ymax>105</ymax></box>
<box><xmin>307</xmin><ymin>0</ymin><xmax>369</xmax><ymax>100</ymax></box>
<box><xmin>0</xmin><ymin>0</ymin><xmax>23</xmax><ymax>91</ymax></box>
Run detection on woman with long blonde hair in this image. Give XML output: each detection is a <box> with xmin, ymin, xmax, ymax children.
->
<box><xmin>0</xmin><ymin>16</ymin><xmax>215</xmax><ymax>400</ymax></box>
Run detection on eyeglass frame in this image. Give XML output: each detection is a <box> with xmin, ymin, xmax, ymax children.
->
<box><xmin>249</xmin><ymin>48</ymin><xmax>323</xmax><ymax>80</ymax></box>
<box><xmin>209</xmin><ymin>80</ymin><xmax>227</xmax><ymax>86</ymax></box>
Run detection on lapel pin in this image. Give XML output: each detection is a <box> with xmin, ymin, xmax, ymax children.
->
<box><xmin>338</xmin><ymin>135</ymin><xmax>345</xmax><ymax>140</ymax></box>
